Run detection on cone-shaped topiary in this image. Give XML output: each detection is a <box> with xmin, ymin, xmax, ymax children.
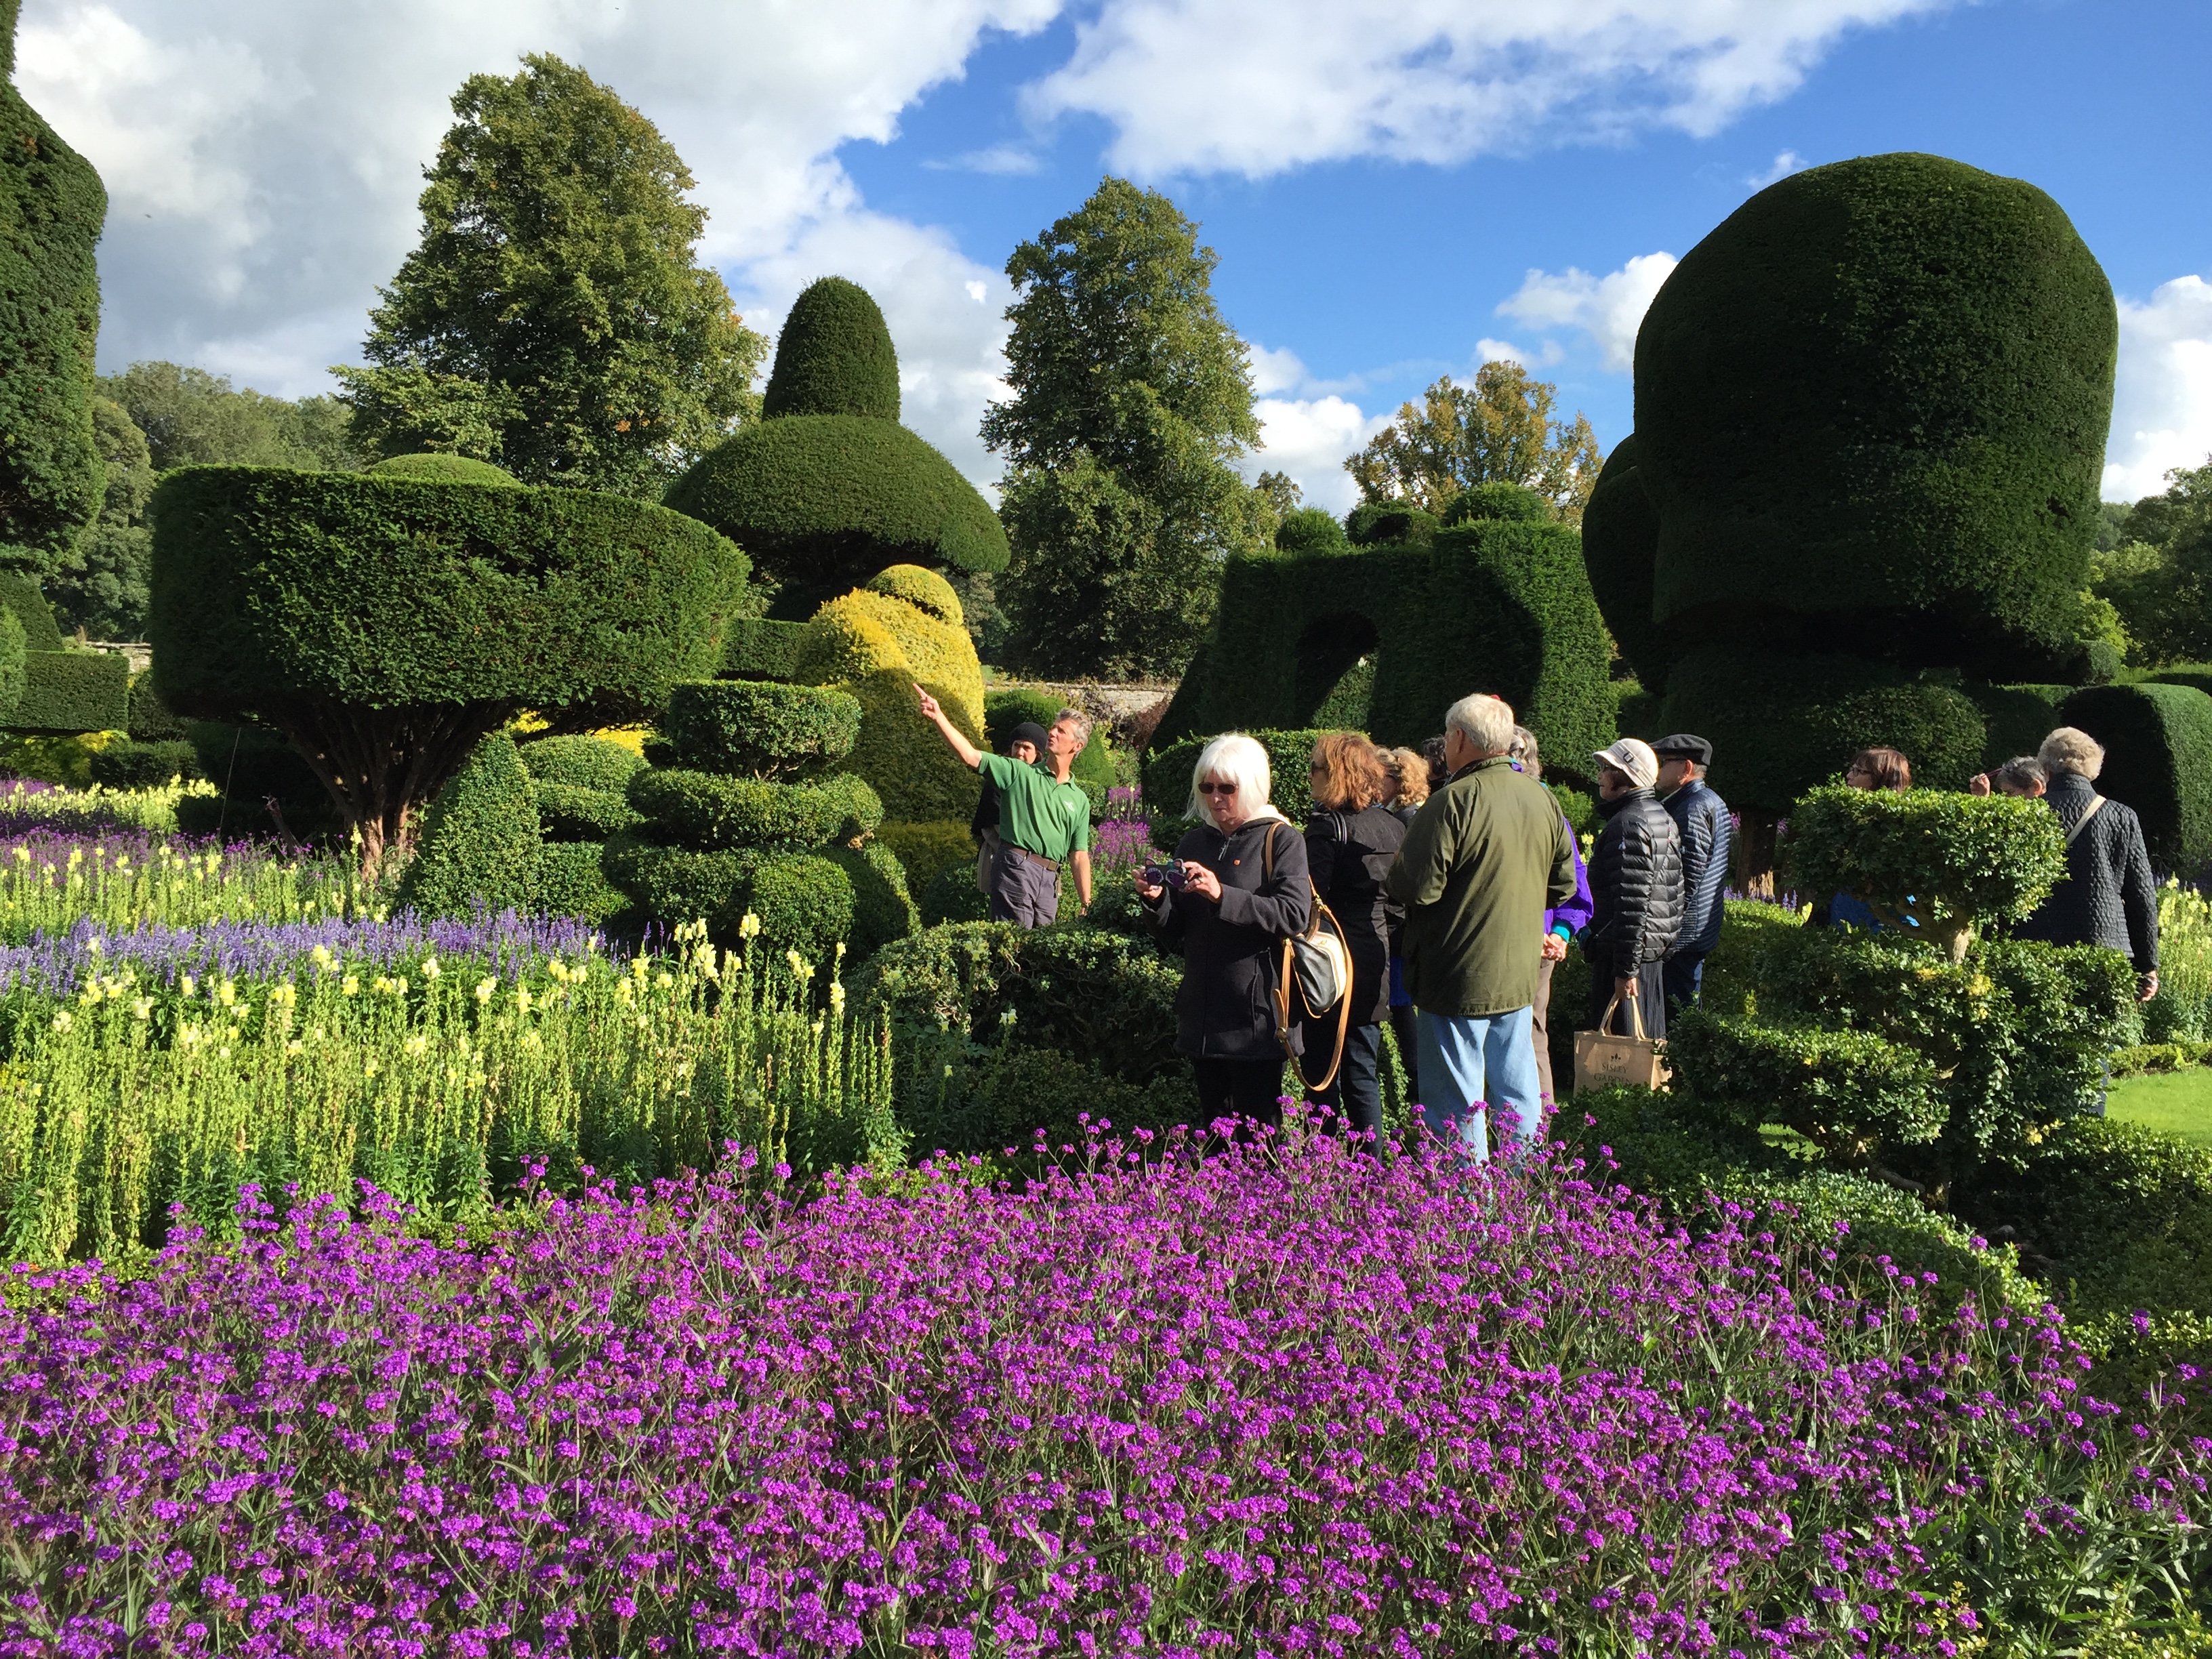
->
<box><xmin>663</xmin><ymin>277</ymin><xmax>1006</xmax><ymax>612</ymax></box>
<box><xmin>398</xmin><ymin>731</ymin><xmax>542</xmax><ymax>918</ymax></box>
<box><xmin>760</xmin><ymin>276</ymin><xmax>899</xmax><ymax>421</ymax></box>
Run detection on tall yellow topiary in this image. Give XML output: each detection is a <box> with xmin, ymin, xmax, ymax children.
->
<box><xmin>800</xmin><ymin>565</ymin><xmax>983</xmax><ymax>823</ymax></box>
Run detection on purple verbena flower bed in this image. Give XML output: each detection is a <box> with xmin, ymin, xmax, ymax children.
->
<box><xmin>3</xmin><ymin>1130</ymin><xmax>2204</xmax><ymax>1655</ymax></box>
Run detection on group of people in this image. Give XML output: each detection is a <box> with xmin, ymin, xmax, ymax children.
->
<box><xmin>916</xmin><ymin>679</ymin><xmax>2160</xmax><ymax>1158</ymax></box>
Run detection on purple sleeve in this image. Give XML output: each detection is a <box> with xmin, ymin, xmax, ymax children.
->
<box><xmin>1545</xmin><ymin>814</ymin><xmax>1595</xmax><ymax>937</ymax></box>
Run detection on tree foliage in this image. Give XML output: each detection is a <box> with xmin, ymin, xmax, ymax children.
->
<box><xmin>46</xmin><ymin>398</ymin><xmax>153</xmax><ymax>640</ymax></box>
<box><xmin>2089</xmin><ymin>455</ymin><xmax>2212</xmax><ymax>667</ymax></box>
<box><xmin>0</xmin><ymin>0</ymin><xmax>106</xmax><ymax>575</ymax></box>
<box><xmin>336</xmin><ymin>54</ymin><xmax>765</xmax><ymax>496</ymax></box>
<box><xmin>985</xmin><ymin>178</ymin><xmax>1269</xmax><ymax>678</ymax></box>
<box><xmin>1346</xmin><ymin>363</ymin><xmax>1599</xmax><ymax>524</ymax></box>
<box><xmin>100</xmin><ymin>362</ymin><xmax>365</xmax><ymax>474</ymax></box>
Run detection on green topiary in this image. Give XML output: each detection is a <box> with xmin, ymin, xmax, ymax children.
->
<box><xmin>367</xmin><ymin>453</ymin><xmax>521</xmax><ymax>486</ymax></box>
<box><xmin>0</xmin><ymin>5</ymin><xmax>106</xmax><ymax>575</ymax></box>
<box><xmin>760</xmin><ymin>276</ymin><xmax>900</xmax><ymax>422</ymax></box>
<box><xmin>533</xmin><ymin>780</ymin><xmax>641</xmax><ymax>842</ymax></box>
<box><xmin>1580</xmin><ymin>437</ymin><xmax>1677</xmax><ymax>695</ymax></box>
<box><xmin>1781</xmin><ymin>784</ymin><xmax>2068</xmax><ymax>960</ymax></box>
<box><xmin>718</xmin><ymin>617</ymin><xmax>814</xmax><ymax>682</ymax></box>
<box><xmin>824</xmin><ymin>840</ymin><xmax>919</xmax><ymax>963</ymax></box>
<box><xmin>535</xmin><ymin>840</ymin><xmax>628</xmax><ymax>924</ymax></box>
<box><xmin>125</xmin><ymin>670</ymin><xmax>186</xmax><ymax>741</ymax></box>
<box><xmin>1962</xmin><ymin>681</ymin><xmax>2067</xmax><ymax>771</ymax></box>
<box><xmin>2055</xmin><ymin>682</ymin><xmax>2212</xmax><ymax>872</ymax></box>
<box><xmin>1344</xmin><ymin>500</ymin><xmax>1438</xmax><ymax>548</ymax></box>
<box><xmin>0</xmin><ymin>607</ymin><xmax>21</xmax><ymax>720</ymax></box>
<box><xmin>872</xmin><ymin>817</ymin><xmax>978</xmax><ymax>897</ymax></box>
<box><xmin>1275</xmin><ymin>506</ymin><xmax>1351</xmax><ymax>556</ymax></box>
<box><xmin>85</xmin><ymin>737</ymin><xmax>198</xmax><ymax>790</ymax></box>
<box><xmin>625</xmin><ymin>767</ymin><xmax>883</xmax><ymax>851</ymax></box>
<box><xmin>920</xmin><ymin>859</ymin><xmax>989</xmax><ymax>926</ymax></box>
<box><xmin>1665</xmin><ymin>1010</ymin><xmax>1948</xmax><ymax>1158</ymax></box>
<box><xmin>396</xmin><ymin>731</ymin><xmax>541</xmax><ymax>918</ymax></box>
<box><xmin>983</xmin><ymin>688</ymin><xmax>1115</xmax><ymax>788</ymax></box>
<box><xmin>0</xmin><ymin>572</ymin><xmax>63</xmax><ymax>651</ymax></box>
<box><xmin>1168</xmin><ymin>518</ymin><xmax>1614</xmax><ymax>766</ymax></box>
<box><xmin>1659</xmin><ymin>646</ymin><xmax>1986</xmax><ymax>811</ymax></box>
<box><xmin>150</xmin><ymin>466</ymin><xmax>745</xmax><ymax>874</ymax></box>
<box><xmin>1624</xmin><ymin>153</ymin><xmax>2114</xmax><ymax>678</ymax></box>
<box><xmin>517</xmin><ymin>733</ymin><xmax>646</xmax><ymax>794</ymax></box>
<box><xmin>1442</xmin><ymin>481</ymin><xmax>1550</xmax><ymax>525</ymax></box>
<box><xmin>7</xmin><ymin>649</ymin><xmax>129</xmax><ymax>734</ymax></box>
<box><xmin>659</xmin><ymin>679</ymin><xmax>861</xmax><ymax>779</ymax></box>
<box><xmin>600</xmin><ymin>834</ymin><xmax>754</xmax><ymax>930</ymax></box>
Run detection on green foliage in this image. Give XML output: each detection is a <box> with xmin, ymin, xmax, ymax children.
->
<box><xmin>760</xmin><ymin>276</ymin><xmax>899</xmax><ymax>422</ymax></box>
<box><xmin>1348</xmin><ymin>365</ymin><xmax>1599</xmax><ymax>523</ymax></box>
<box><xmin>1145</xmin><ymin>728</ymin><xmax>1323</xmax><ymax>827</ymax></box>
<box><xmin>719</xmin><ymin>617</ymin><xmax>815</xmax><ymax>682</ymax></box>
<box><xmin>983</xmin><ymin>688</ymin><xmax>1115</xmax><ymax>787</ymax></box>
<box><xmin>0</xmin><ymin>17</ymin><xmax>105</xmax><ymax>575</ymax></box>
<box><xmin>396</xmin><ymin>733</ymin><xmax>542</xmax><ymax>918</ymax></box>
<box><xmin>0</xmin><ymin>608</ymin><xmax>20</xmax><ymax>719</ymax></box>
<box><xmin>1660</xmin><ymin>646</ymin><xmax>1987</xmax><ymax>811</ymax></box>
<box><xmin>873</xmin><ymin>818</ymin><xmax>979</xmax><ymax>897</ymax></box>
<box><xmin>534</xmin><ymin>840</ymin><xmax>628</xmax><ymax>924</ymax></box>
<box><xmin>337</xmin><ymin>54</ymin><xmax>765</xmax><ymax>494</ymax></box>
<box><xmin>602</xmin><ymin>836</ymin><xmax>913</xmax><ymax>961</ymax></box>
<box><xmin>659</xmin><ymin>679</ymin><xmax>861</xmax><ymax>779</ymax></box>
<box><xmin>1623</xmin><ymin>153</ymin><xmax>2114</xmax><ymax>681</ymax></box>
<box><xmin>98</xmin><ymin>362</ymin><xmax>367</xmax><ymax>474</ymax></box>
<box><xmin>368</xmin><ymin>453</ymin><xmax>520</xmax><ymax>487</ymax></box>
<box><xmin>125</xmin><ymin>671</ymin><xmax>184</xmax><ymax>741</ymax></box>
<box><xmin>47</xmin><ymin>398</ymin><xmax>154</xmax><ymax>640</ymax></box>
<box><xmin>825</xmin><ymin>841</ymin><xmax>920</xmax><ymax>964</ymax></box>
<box><xmin>987</xmin><ymin>179</ymin><xmax>1269</xmax><ymax>680</ymax></box>
<box><xmin>1667</xmin><ymin>1008</ymin><xmax>1948</xmax><ymax>1156</ymax></box>
<box><xmin>1443</xmin><ymin>480</ymin><xmax>1554</xmax><ymax>524</ymax></box>
<box><xmin>8</xmin><ymin>650</ymin><xmax>129</xmax><ymax>735</ymax></box>
<box><xmin>1275</xmin><ymin>506</ymin><xmax>1351</xmax><ymax>556</ymax></box>
<box><xmin>1344</xmin><ymin>500</ymin><xmax>1439</xmax><ymax>547</ymax></box>
<box><xmin>517</xmin><ymin>733</ymin><xmax>646</xmax><ymax>794</ymax></box>
<box><xmin>85</xmin><ymin>739</ymin><xmax>199</xmax><ymax>790</ymax></box>
<box><xmin>920</xmin><ymin>859</ymin><xmax>991</xmax><ymax>926</ymax></box>
<box><xmin>0</xmin><ymin>571</ymin><xmax>62</xmax><ymax>651</ymax></box>
<box><xmin>1581</xmin><ymin>436</ymin><xmax>1677</xmax><ymax>695</ymax></box>
<box><xmin>1171</xmin><ymin>518</ymin><xmax>1616</xmax><ymax>762</ymax></box>
<box><xmin>1783</xmin><ymin>785</ymin><xmax>2068</xmax><ymax>949</ymax></box>
<box><xmin>533</xmin><ymin>781</ymin><xmax>640</xmax><ymax>842</ymax></box>
<box><xmin>666</xmin><ymin>415</ymin><xmax>1008</xmax><ymax>609</ymax></box>
<box><xmin>2057</xmin><ymin>682</ymin><xmax>2212</xmax><ymax>871</ymax></box>
<box><xmin>625</xmin><ymin>767</ymin><xmax>882</xmax><ymax>852</ymax></box>
<box><xmin>1963</xmin><ymin>681</ymin><xmax>2067</xmax><ymax>770</ymax></box>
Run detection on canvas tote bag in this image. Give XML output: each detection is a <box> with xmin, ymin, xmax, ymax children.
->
<box><xmin>1574</xmin><ymin>985</ymin><xmax>1668</xmax><ymax>1092</ymax></box>
<box><xmin>1261</xmin><ymin>821</ymin><xmax>1354</xmax><ymax>1092</ymax></box>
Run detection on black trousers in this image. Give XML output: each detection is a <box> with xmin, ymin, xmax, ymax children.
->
<box><xmin>1299</xmin><ymin>1018</ymin><xmax>1384</xmax><ymax>1144</ymax></box>
<box><xmin>1586</xmin><ymin>951</ymin><xmax>1668</xmax><ymax>1042</ymax></box>
<box><xmin>1192</xmin><ymin>1057</ymin><xmax>1289</xmax><ymax>1131</ymax></box>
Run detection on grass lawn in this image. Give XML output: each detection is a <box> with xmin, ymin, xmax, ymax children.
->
<box><xmin>2108</xmin><ymin>1066</ymin><xmax>2212</xmax><ymax>1145</ymax></box>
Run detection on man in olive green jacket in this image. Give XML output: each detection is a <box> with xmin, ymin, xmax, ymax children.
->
<box><xmin>1385</xmin><ymin>693</ymin><xmax>1577</xmax><ymax>1160</ymax></box>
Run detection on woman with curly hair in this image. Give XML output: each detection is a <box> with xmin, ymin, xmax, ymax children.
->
<box><xmin>1300</xmin><ymin>731</ymin><xmax>1408</xmax><ymax>1142</ymax></box>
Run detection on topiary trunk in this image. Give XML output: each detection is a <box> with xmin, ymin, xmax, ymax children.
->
<box><xmin>270</xmin><ymin>701</ymin><xmax>516</xmax><ymax>882</ymax></box>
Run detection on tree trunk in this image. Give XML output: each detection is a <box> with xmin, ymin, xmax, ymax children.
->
<box><xmin>272</xmin><ymin>700</ymin><xmax>516</xmax><ymax>884</ymax></box>
<box><xmin>1734</xmin><ymin>806</ymin><xmax>1780</xmax><ymax>901</ymax></box>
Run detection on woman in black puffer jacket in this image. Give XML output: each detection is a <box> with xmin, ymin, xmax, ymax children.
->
<box><xmin>1584</xmin><ymin>737</ymin><xmax>1685</xmax><ymax>1040</ymax></box>
<box><xmin>1139</xmin><ymin>733</ymin><xmax>1313</xmax><ymax>1129</ymax></box>
<box><xmin>1298</xmin><ymin>733</ymin><xmax>1406</xmax><ymax>1143</ymax></box>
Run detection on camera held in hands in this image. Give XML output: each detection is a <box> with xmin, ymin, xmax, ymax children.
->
<box><xmin>1141</xmin><ymin>863</ymin><xmax>1191</xmax><ymax>890</ymax></box>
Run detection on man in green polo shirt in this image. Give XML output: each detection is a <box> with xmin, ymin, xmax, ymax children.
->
<box><xmin>916</xmin><ymin>685</ymin><xmax>1092</xmax><ymax>926</ymax></box>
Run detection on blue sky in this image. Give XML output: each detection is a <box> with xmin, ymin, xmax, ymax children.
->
<box><xmin>20</xmin><ymin>0</ymin><xmax>2211</xmax><ymax>510</ymax></box>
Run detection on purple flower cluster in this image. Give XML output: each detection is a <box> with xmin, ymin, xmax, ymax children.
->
<box><xmin>2</xmin><ymin>1130</ymin><xmax>2203</xmax><ymax>1655</ymax></box>
<box><xmin>0</xmin><ymin>909</ymin><xmax>603</xmax><ymax>993</ymax></box>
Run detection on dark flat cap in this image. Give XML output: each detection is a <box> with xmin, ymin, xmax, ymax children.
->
<box><xmin>1007</xmin><ymin>721</ymin><xmax>1051</xmax><ymax>754</ymax></box>
<box><xmin>1652</xmin><ymin>732</ymin><xmax>1713</xmax><ymax>765</ymax></box>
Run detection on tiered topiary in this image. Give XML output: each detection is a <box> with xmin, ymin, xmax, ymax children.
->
<box><xmin>2055</xmin><ymin>682</ymin><xmax>2212</xmax><ymax>872</ymax></box>
<box><xmin>605</xmin><ymin>679</ymin><xmax>917</xmax><ymax>959</ymax></box>
<box><xmin>1585</xmin><ymin>154</ymin><xmax>2121</xmax><ymax>879</ymax></box>
<box><xmin>663</xmin><ymin>276</ymin><xmax>1008</xmax><ymax>618</ymax></box>
<box><xmin>518</xmin><ymin>734</ymin><xmax>644</xmax><ymax>922</ymax></box>
<box><xmin>1668</xmin><ymin>788</ymin><xmax>2133</xmax><ymax>1193</ymax></box>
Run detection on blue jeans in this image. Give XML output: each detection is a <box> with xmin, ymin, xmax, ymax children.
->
<box><xmin>1416</xmin><ymin>1006</ymin><xmax>1543</xmax><ymax>1161</ymax></box>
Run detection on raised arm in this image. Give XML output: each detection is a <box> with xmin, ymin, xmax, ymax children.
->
<box><xmin>914</xmin><ymin>684</ymin><xmax>983</xmax><ymax>770</ymax></box>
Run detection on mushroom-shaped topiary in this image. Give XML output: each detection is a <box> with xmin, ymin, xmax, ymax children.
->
<box><xmin>663</xmin><ymin>276</ymin><xmax>1008</xmax><ymax>616</ymax></box>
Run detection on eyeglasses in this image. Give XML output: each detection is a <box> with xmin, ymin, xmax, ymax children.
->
<box><xmin>1197</xmin><ymin>781</ymin><xmax>1237</xmax><ymax>796</ymax></box>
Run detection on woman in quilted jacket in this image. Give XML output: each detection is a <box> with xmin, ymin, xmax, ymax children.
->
<box><xmin>1584</xmin><ymin>737</ymin><xmax>1685</xmax><ymax>1041</ymax></box>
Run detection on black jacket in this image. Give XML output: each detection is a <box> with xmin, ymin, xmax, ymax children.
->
<box><xmin>1145</xmin><ymin>814</ymin><xmax>1314</xmax><ymax>1061</ymax></box>
<box><xmin>1588</xmin><ymin>787</ymin><xmax>1684</xmax><ymax>966</ymax></box>
<box><xmin>1305</xmin><ymin>804</ymin><xmax>1406</xmax><ymax>1025</ymax></box>
<box><xmin>1662</xmin><ymin>779</ymin><xmax>1733</xmax><ymax>958</ymax></box>
<box><xmin>2015</xmin><ymin>771</ymin><xmax>2160</xmax><ymax>974</ymax></box>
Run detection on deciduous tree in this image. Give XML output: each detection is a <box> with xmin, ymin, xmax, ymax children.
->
<box><xmin>1347</xmin><ymin>363</ymin><xmax>1599</xmax><ymax>523</ymax></box>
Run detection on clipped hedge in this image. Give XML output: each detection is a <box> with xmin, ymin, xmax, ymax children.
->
<box><xmin>518</xmin><ymin>733</ymin><xmax>647</xmax><ymax>795</ymax></box>
<box><xmin>0</xmin><ymin>608</ymin><xmax>20</xmax><ymax>719</ymax></box>
<box><xmin>1963</xmin><ymin>681</ymin><xmax>2067</xmax><ymax>771</ymax></box>
<box><xmin>1172</xmin><ymin>518</ymin><xmax>1614</xmax><ymax>762</ymax></box>
<box><xmin>8</xmin><ymin>649</ymin><xmax>129</xmax><ymax>733</ymax></box>
<box><xmin>920</xmin><ymin>860</ymin><xmax>989</xmax><ymax>926</ymax></box>
<box><xmin>1143</xmin><ymin>728</ymin><xmax>1324</xmax><ymax>825</ymax></box>
<box><xmin>85</xmin><ymin>737</ymin><xmax>198</xmax><ymax>790</ymax></box>
<box><xmin>535</xmin><ymin>840</ymin><xmax>628</xmax><ymax>925</ymax></box>
<box><xmin>873</xmin><ymin>818</ymin><xmax>977</xmax><ymax>896</ymax></box>
<box><xmin>718</xmin><ymin>617</ymin><xmax>813</xmax><ymax>682</ymax></box>
<box><xmin>759</xmin><ymin>276</ymin><xmax>900</xmax><ymax>423</ymax></box>
<box><xmin>0</xmin><ymin>572</ymin><xmax>62</xmax><ymax>651</ymax></box>
<box><xmin>625</xmin><ymin>767</ymin><xmax>884</xmax><ymax>853</ymax></box>
<box><xmin>367</xmin><ymin>453</ymin><xmax>520</xmax><ymax>487</ymax></box>
<box><xmin>2056</xmin><ymin>680</ymin><xmax>2212</xmax><ymax>872</ymax></box>
<box><xmin>125</xmin><ymin>670</ymin><xmax>186</xmax><ymax>741</ymax></box>
<box><xmin>1580</xmin><ymin>436</ymin><xmax>1677</xmax><ymax>695</ymax></box>
<box><xmin>396</xmin><ymin>732</ymin><xmax>541</xmax><ymax>919</ymax></box>
<box><xmin>1666</xmin><ymin>1009</ymin><xmax>1948</xmax><ymax>1157</ymax></box>
<box><xmin>601</xmin><ymin>836</ymin><xmax>914</xmax><ymax>961</ymax></box>
<box><xmin>659</xmin><ymin>679</ymin><xmax>861</xmax><ymax>779</ymax></box>
<box><xmin>1345</xmin><ymin>501</ymin><xmax>1438</xmax><ymax>548</ymax></box>
<box><xmin>1659</xmin><ymin>646</ymin><xmax>1986</xmax><ymax>811</ymax></box>
<box><xmin>1275</xmin><ymin>507</ymin><xmax>1350</xmax><ymax>556</ymax></box>
<box><xmin>534</xmin><ymin>781</ymin><xmax>641</xmax><ymax>842</ymax></box>
<box><xmin>1443</xmin><ymin>481</ymin><xmax>1551</xmax><ymax>525</ymax></box>
<box><xmin>1631</xmin><ymin>153</ymin><xmax>2114</xmax><ymax>676</ymax></box>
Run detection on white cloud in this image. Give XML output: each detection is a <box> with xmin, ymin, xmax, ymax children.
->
<box><xmin>1496</xmin><ymin>252</ymin><xmax>1677</xmax><ymax>373</ymax></box>
<box><xmin>1245</xmin><ymin>395</ymin><xmax>1391</xmax><ymax>515</ymax></box>
<box><xmin>2104</xmin><ymin>275</ymin><xmax>2212</xmax><ymax>503</ymax></box>
<box><xmin>16</xmin><ymin>0</ymin><xmax>1057</xmax><ymax>480</ymax></box>
<box><xmin>1749</xmin><ymin>148</ymin><xmax>1809</xmax><ymax>185</ymax></box>
<box><xmin>1027</xmin><ymin>0</ymin><xmax>1955</xmax><ymax>178</ymax></box>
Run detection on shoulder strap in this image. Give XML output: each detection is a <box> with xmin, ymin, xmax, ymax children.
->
<box><xmin>2066</xmin><ymin>793</ymin><xmax>2106</xmax><ymax>846</ymax></box>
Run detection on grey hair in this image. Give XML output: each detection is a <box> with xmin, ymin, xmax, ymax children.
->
<box><xmin>1445</xmin><ymin>693</ymin><xmax>1517</xmax><ymax>756</ymax></box>
<box><xmin>2038</xmin><ymin>726</ymin><xmax>2105</xmax><ymax>781</ymax></box>
<box><xmin>1994</xmin><ymin>754</ymin><xmax>2047</xmax><ymax>793</ymax></box>
<box><xmin>1052</xmin><ymin>705</ymin><xmax>1093</xmax><ymax>746</ymax></box>
<box><xmin>1188</xmin><ymin>733</ymin><xmax>1273</xmax><ymax>821</ymax></box>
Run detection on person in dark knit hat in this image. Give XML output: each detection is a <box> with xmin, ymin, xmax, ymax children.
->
<box><xmin>1652</xmin><ymin>733</ymin><xmax>1731</xmax><ymax>1011</ymax></box>
<box><xmin>972</xmin><ymin>721</ymin><xmax>1049</xmax><ymax>895</ymax></box>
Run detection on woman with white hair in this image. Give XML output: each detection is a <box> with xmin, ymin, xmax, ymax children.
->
<box><xmin>1138</xmin><ymin>732</ymin><xmax>1313</xmax><ymax>1129</ymax></box>
<box><xmin>2015</xmin><ymin>726</ymin><xmax>2159</xmax><ymax>1014</ymax></box>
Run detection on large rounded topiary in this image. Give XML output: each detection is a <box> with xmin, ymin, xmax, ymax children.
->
<box><xmin>663</xmin><ymin>277</ymin><xmax>1007</xmax><ymax>613</ymax></box>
